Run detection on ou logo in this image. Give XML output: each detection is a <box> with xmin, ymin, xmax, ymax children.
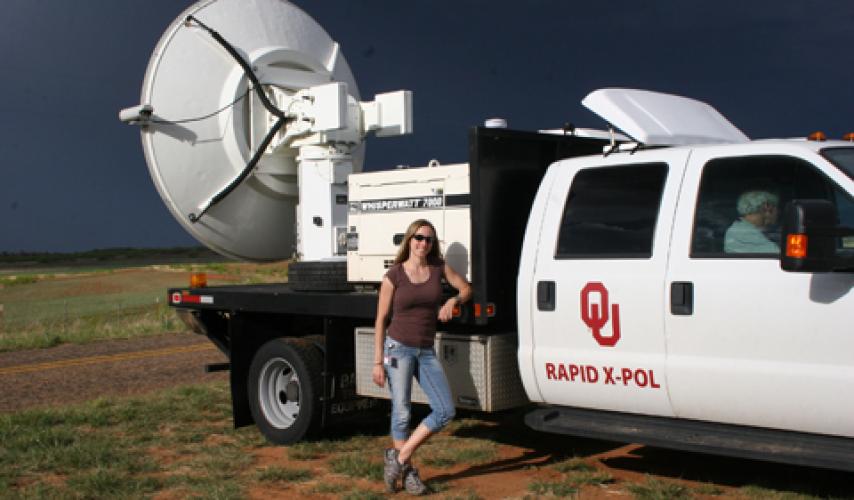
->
<box><xmin>580</xmin><ymin>282</ymin><xmax>621</xmax><ymax>347</ymax></box>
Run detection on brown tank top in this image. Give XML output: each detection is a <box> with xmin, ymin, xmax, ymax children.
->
<box><xmin>385</xmin><ymin>260</ymin><xmax>444</xmax><ymax>348</ymax></box>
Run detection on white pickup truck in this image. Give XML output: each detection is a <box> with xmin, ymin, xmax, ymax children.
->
<box><xmin>122</xmin><ymin>0</ymin><xmax>853</xmax><ymax>472</ymax></box>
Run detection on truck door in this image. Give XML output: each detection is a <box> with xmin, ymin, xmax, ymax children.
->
<box><xmin>525</xmin><ymin>149</ymin><xmax>689</xmax><ymax>416</ymax></box>
<box><xmin>664</xmin><ymin>146</ymin><xmax>854</xmax><ymax>437</ymax></box>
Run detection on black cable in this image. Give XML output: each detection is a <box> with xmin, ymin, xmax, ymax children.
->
<box><xmin>182</xmin><ymin>15</ymin><xmax>297</xmax><ymax>223</ymax></box>
<box><xmin>189</xmin><ymin>115</ymin><xmax>288</xmax><ymax>223</ymax></box>
<box><xmin>185</xmin><ymin>15</ymin><xmax>286</xmax><ymax>119</ymax></box>
<box><xmin>151</xmin><ymin>88</ymin><xmax>251</xmax><ymax>125</ymax></box>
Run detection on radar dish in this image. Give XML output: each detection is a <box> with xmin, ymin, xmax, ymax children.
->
<box><xmin>139</xmin><ymin>0</ymin><xmax>362</xmax><ymax>261</ymax></box>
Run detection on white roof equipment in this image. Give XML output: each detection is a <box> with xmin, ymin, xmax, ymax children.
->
<box><xmin>582</xmin><ymin>88</ymin><xmax>749</xmax><ymax>146</ymax></box>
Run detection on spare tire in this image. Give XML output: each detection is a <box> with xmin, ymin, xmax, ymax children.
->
<box><xmin>288</xmin><ymin>261</ymin><xmax>353</xmax><ymax>292</ymax></box>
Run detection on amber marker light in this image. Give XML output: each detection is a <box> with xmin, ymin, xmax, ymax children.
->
<box><xmin>190</xmin><ymin>272</ymin><xmax>208</xmax><ymax>288</ymax></box>
<box><xmin>485</xmin><ymin>303</ymin><xmax>496</xmax><ymax>317</ymax></box>
<box><xmin>808</xmin><ymin>131</ymin><xmax>827</xmax><ymax>141</ymax></box>
<box><xmin>786</xmin><ymin>234</ymin><xmax>808</xmax><ymax>259</ymax></box>
<box><xmin>844</xmin><ymin>132</ymin><xmax>854</xmax><ymax>142</ymax></box>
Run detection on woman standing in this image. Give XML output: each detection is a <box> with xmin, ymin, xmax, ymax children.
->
<box><xmin>373</xmin><ymin>219</ymin><xmax>471</xmax><ymax>494</ymax></box>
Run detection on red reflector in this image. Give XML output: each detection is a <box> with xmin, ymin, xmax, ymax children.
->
<box><xmin>474</xmin><ymin>303</ymin><xmax>482</xmax><ymax>317</ymax></box>
<box><xmin>181</xmin><ymin>293</ymin><xmax>202</xmax><ymax>304</ymax></box>
<box><xmin>486</xmin><ymin>303</ymin><xmax>496</xmax><ymax>317</ymax></box>
<box><xmin>786</xmin><ymin>234</ymin><xmax>808</xmax><ymax>259</ymax></box>
<box><xmin>452</xmin><ymin>305</ymin><xmax>461</xmax><ymax>317</ymax></box>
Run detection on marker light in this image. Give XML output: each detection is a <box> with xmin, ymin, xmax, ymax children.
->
<box><xmin>190</xmin><ymin>272</ymin><xmax>208</xmax><ymax>288</ymax></box>
<box><xmin>844</xmin><ymin>132</ymin><xmax>854</xmax><ymax>142</ymax></box>
<box><xmin>452</xmin><ymin>304</ymin><xmax>461</xmax><ymax>317</ymax></box>
<box><xmin>485</xmin><ymin>303</ymin><xmax>496</xmax><ymax>317</ymax></box>
<box><xmin>473</xmin><ymin>303</ymin><xmax>496</xmax><ymax>318</ymax></box>
<box><xmin>786</xmin><ymin>234</ymin><xmax>808</xmax><ymax>259</ymax></box>
<box><xmin>808</xmin><ymin>131</ymin><xmax>827</xmax><ymax>141</ymax></box>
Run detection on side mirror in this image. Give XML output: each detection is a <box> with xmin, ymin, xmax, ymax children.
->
<box><xmin>780</xmin><ymin>199</ymin><xmax>853</xmax><ymax>272</ymax></box>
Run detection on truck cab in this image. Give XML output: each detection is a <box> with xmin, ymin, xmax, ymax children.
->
<box><xmin>519</xmin><ymin>98</ymin><xmax>854</xmax><ymax>445</ymax></box>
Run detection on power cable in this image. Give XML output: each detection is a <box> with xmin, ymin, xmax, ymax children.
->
<box><xmin>150</xmin><ymin>88</ymin><xmax>252</xmax><ymax>125</ymax></box>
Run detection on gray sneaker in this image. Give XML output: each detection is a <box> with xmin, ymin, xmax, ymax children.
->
<box><xmin>403</xmin><ymin>464</ymin><xmax>428</xmax><ymax>495</ymax></box>
<box><xmin>383</xmin><ymin>448</ymin><xmax>404</xmax><ymax>492</ymax></box>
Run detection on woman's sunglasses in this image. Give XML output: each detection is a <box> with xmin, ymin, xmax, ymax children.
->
<box><xmin>412</xmin><ymin>234</ymin><xmax>434</xmax><ymax>244</ymax></box>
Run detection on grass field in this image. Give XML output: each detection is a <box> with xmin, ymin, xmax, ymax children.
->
<box><xmin>0</xmin><ymin>250</ymin><xmax>848</xmax><ymax>498</ymax></box>
<box><xmin>0</xmin><ymin>258</ymin><xmax>289</xmax><ymax>352</ymax></box>
<box><xmin>1</xmin><ymin>381</ymin><xmax>838</xmax><ymax>500</ymax></box>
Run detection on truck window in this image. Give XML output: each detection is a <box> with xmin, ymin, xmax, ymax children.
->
<box><xmin>691</xmin><ymin>155</ymin><xmax>853</xmax><ymax>257</ymax></box>
<box><xmin>555</xmin><ymin>163</ymin><xmax>668</xmax><ymax>258</ymax></box>
<box><xmin>822</xmin><ymin>147</ymin><xmax>854</xmax><ymax>181</ymax></box>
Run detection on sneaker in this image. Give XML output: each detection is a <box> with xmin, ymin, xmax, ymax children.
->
<box><xmin>403</xmin><ymin>464</ymin><xmax>428</xmax><ymax>495</ymax></box>
<box><xmin>383</xmin><ymin>448</ymin><xmax>404</xmax><ymax>492</ymax></box>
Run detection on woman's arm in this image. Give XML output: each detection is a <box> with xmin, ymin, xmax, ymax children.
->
<box><xmin>438</xmin><ymin>263</ymin><xmax>472</xmax><ymax>322</ymax></box>
<box><xmin>373</xmin><ymin>276</ymin><xmax>394</xmax><ymax>386</ymax></box>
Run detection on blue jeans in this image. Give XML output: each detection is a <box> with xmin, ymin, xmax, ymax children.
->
<box><xmin>384</xmin><ymin>337</ymin><xmax>455</xmax><ymax>441</ymax></box>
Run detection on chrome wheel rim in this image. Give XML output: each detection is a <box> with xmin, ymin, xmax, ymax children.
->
<box><xmin>258</xmin><ymin>357</ymin><xmax>301</xmax><ymax>429</ymax></box>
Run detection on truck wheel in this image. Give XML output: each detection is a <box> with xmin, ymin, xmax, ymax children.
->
<box><xmin>247</xmin><ymin>339</ymin><xmax>323</xmax><ymax>444</ymax></box>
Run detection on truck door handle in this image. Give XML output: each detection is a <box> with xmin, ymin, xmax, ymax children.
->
<box><xmin>537</xmin><ymin>281</ymin><xmax>556</xmax><ymax>311</ymax></box>
<box><xmin>670</xmin><ymin>282</ymin><xmax>693</xmax><ymax>315</ymax></box>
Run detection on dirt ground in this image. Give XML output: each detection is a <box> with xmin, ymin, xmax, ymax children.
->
<box><xmin>2</xmin><ymin>333</ymin><xmax>852</xmax><ymax>499</ymax></box>
<box><xmin>0</xmin><ymin>332</ymin><xmax>228</xmax><ymax>412</ymax></box>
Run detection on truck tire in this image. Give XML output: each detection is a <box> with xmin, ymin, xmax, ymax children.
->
<box><xmin>247</xmin><ymin>338</ymin><xmax>323</xmax><ymax>444</ymax></box>
<box><xmin>288</xmin><ymin>261</ymin><xmax>353</xmax><ymax>292</ymax></box>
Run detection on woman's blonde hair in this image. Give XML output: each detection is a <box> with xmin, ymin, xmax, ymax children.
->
<box><xmin>393</xmin><ymin>219</ymin><xmax>443</xmax><ymax>264</ymax></box>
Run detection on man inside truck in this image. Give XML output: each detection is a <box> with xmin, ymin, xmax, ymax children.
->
<box><xmin>724</xmin><ymin>190</ymin><xmax>780</xmax><ymax>254</ymax></box>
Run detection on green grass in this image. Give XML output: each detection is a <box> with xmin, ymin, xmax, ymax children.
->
<box><xmin>288</xmin><ymin>434</ymin><xmax>378</xmax><ymax>460</ymax></box>
<box><xmin>626</xmin><ymin>477</ymin><xmax>690</xmax><ymax>499</ymax></box>
<box><xmin>342</xmin><ymin>490</ymin><xmax>387</xmax><ymax>500</ymax></box>
<box><xmin>528</xmin><ymin>460</ymin><xmax>613</xmax><ymax>498</ymax></box>
<box><xmin>329</xmin><ymin>453</ymin><xmax>384</xmax><ymax>481</ymax></box>
<box><xmin>0</xmin><ymin>381</ymin><xmax>826</xmax><ymax>499</ymax></box>
<box><xmin>0</xmin><ymin>247</ymin><xmax>219</xmax><ymax>266</ymax></box>
<box><xmin>736</xmin><ymin>485</ymin><xmax>822</xmax><ymax>500</ymax></box>
<box><xmin>255</xmin><ymin>466</ymin><xmax>314</xmax><ymax>483</ymax></box>
<box><xmin>0</xmin><ymin>381</ymin><xmax>254</xmax><ymax>499</ymax></box>
<box><xmin>551</xmin><ymin>456</ymin><xmax>595</xmax><ymax>473</ymax></box>
<box><xmin>0</xmin><ymin>259</ymin><xmax>289</xmax><ymax>352</ymax></box>
<box><xmin>528</xmin><ymin>478</ymin><xmax>579</xmax><ymax>497</ymax></box>
<box><xmin>694</xmin><ymin>482</ymin><xmax>724</xmax><ymax>495</ymax></box>
<box><xmin>420</xmin><ymin>435</ymin><xmax>498</xmax><ymax>468</ymax></box>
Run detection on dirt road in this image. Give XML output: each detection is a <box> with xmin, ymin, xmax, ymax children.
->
<box><xmin>0</xmin><ymin>332</ymin><xmax>227</xmax><ymax>412</ymax></box>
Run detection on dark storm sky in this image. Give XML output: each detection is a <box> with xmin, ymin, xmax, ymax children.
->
<box><xmin>1</xmin><ymin>0</ymin><xmax>851</xmax><ymax>253</ymax></box>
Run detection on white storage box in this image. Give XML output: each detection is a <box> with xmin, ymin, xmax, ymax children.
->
<box><xmin>354</xmin><ymin>327</ymin><xmax>528</xmax><ymax>412</ymax></box>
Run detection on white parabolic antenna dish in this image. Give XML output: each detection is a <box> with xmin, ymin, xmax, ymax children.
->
<box><xmin>139</xmin><ymin>0</ymin><xmax>362</xmax><ymax>261</ymax></box>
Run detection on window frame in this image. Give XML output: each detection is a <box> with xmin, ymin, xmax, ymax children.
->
<box><xmin>554</xmin><ymin>162</ymin><xmax>669</xmax><ymax>260</ymax></box>
<box><xmin>689</xmin><ymin>154</ymin><xmax>846</xmax><ymax>259</ymax></box>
